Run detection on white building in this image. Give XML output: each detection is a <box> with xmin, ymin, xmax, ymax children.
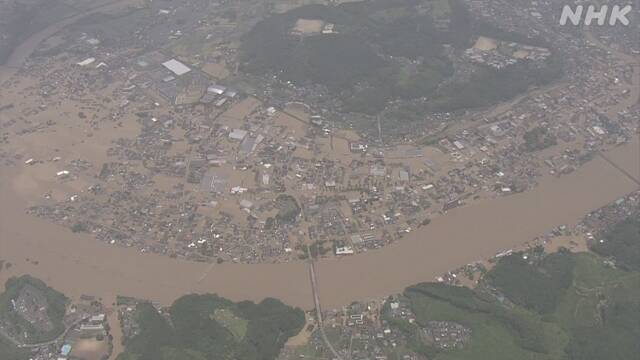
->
<box><xmin>77</xmin><ymin>57</ymin><xmax>96</xmax><ymax>66</ymax></box>
<box><xmin>335</xmin><ymin>246</ymin><xmax>354</xmax><ymax>255</ymax></box>
<box><xmin>162</xmin><ymin>59</ymin><xmax>191</xmax><ymax>76</ymax></box>
<box><xmin>207</xmin><ymin>84</ymin><xmax>226</xmax><ymax>94</ymax></box>
<box><xmin>229</xmin><ymin>129</ymin><xmax>248</xmax><ymax>141</ymax></box>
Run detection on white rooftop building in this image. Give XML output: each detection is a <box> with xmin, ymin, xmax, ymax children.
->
<box><xmin>77</xmin><ymin>57</ymin><xmax>96</xmax><ymax>66</ymax></box>
<box><xmin>162</xmin><ymin>59</ymin><xmax>191</xmax><ymax>76</ymax></box>
<box><xmin>207</xmin><ymin>84</ymin><xmax>226</xmax><ymax>94</ymax></box>
<box><xmin>335</xmin><ymin>246</ymin><xmax>354</xmax><ymax>255</ymax></box>
<box><xmin>229</xmin><ymin>129</ymin><xmax>248</xmax><ymax>141</ymax></box>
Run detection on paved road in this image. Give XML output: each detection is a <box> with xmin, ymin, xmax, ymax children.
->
<box><xmin>0</xmin><ymin>316</ymin><xmax>89</xmax><ymax>349</ymax></box>
<box><xmin>308</xmin><ymin>259</ymin><xmax>343</xmax><ymax>360</ymax></box>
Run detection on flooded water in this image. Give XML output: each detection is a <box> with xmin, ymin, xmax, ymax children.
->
<box><xmin>1</xmin><ymin>140</ymin><xmax>637</xmax><ymax>310</ymax></box>
<box><xmin>313</xmin><ymin>140</ymin><xmax>639</xmax><ymax>307</ymax></box>
<box><xmin>0</xmin><ymin>3</ymin><xmax>638</xmax><ymax>310</ymax></box>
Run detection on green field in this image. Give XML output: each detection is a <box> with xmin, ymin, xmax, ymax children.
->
<box><xmin>213</xmin><ymin>308</ymin><xmax>248</xmax><ymax>340</ymax></box>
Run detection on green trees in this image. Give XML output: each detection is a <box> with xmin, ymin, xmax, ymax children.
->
<box><xmin>119</xmin><ymin>303</ymin><xmax>177</xmax><ymax>360</ymax></box>
<box><xmin>239</xmin><ymin>2</ymin><xmax>453</xmax><ymax>111</ymax></box>
<box><xmin>523</xmin><ymin>127</ymin><xmax>557</xmax><ymax>152</ymax></box>
<box><xmin>239</xmin><ymin>1</ymin><xmax>563</xmax><ymax>118</ymax></box>
<box><xmin>487</xmin><ymin>252</ymin><xmax>574</xmax><ymax>314</ymax></box>
<box><xmin>0</xmin><ymin>275</ymin><xmax>68</xmax><ymax>343</ymax></box>
<box><xmin>591</xmin><ymin>218</ymin><xmax>640</xmax><ymax>271</ymax></box>
<box><xmin>0</xmin><ymin>336</ymin><xmax>28</xmax><ymax>360</ymax></box>
<box><xmin>402</xmin><ymin>282</ymin><xmax>555</xmax><ymax>358</ymax></box>
<box><xmin>397</xmin><ymin>249</ymin><xmax>640</xmax><ymax>360</ymax></box>
<box><xmin>275</xmin><ymin>195</ymin><xmax>301</xmax><ymax>224</ymax></box>
<box><xmin>236</xmin><ymin>298</ymin><xmax>306</xmax><ymax>360</ymax></box>
<box><xmin>117</xmin><ymin>295</ymin><xmax>304</xmax><ymax>360</ymax></box>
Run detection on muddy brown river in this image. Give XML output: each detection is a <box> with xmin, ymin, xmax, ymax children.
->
<box><xmin>1</xmin><ymin>139</ymin><xmax>637</xmax><ymax>309</ymax></box>
<box><xmin>0</xmin><ymin>6</ymin><xmax>638</xmax><ymax>310</ymax></box>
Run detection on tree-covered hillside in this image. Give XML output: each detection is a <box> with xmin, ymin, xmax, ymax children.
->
<box><xmin>238</xmin><ymin>0</ymin><xmax>561</xmax><ymax>116</ymax></box>
<box><xmin>116</xmin><ymin>294</ymin><xmax>305</xmax><ymax>360</ymax></box>
<box><xmin>591</xmin><ymin>218</ymin><xmax>640</xmax><ymax>271</ymax></box>
<box><xmin>390</xmin><ymin>249</ymin><xmax>640</xmax><ymax>360</ymax></box>
<box><xmin>0</xmin><ymin>275</ymin><xmax>68</xmax><ymax>344</ymax></box>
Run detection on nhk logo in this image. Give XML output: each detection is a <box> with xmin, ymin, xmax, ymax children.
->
<box><xmin>559</xmin><ymin>5</ymin><xmax>633</xmax><ymax>26</ymax></box>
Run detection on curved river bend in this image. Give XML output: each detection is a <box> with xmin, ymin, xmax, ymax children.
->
<box><xmin>1</xmin><ymin>140</ymin><xmax>637</xmax><ymax>309</ymax></box>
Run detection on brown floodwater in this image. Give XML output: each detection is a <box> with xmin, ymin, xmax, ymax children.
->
<box><xmin>1</xmin><ymin>139</ymin><xmax>637</xmax><ymax>310</ymax></box>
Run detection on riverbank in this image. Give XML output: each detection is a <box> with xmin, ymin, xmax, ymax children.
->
<box><xmin>0</xmin><ymin>138</ymin><xmax>637</xmax><ymax>310</ymax></box>
<box><xmin>0</xmin><ymin>0</ymin><xmax>137</xmax><ymax>86</ymax></box>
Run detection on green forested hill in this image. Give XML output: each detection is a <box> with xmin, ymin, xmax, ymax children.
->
<box><xmin>393</xmin><ymin>249</ymin><xmax>640</xmax><ymax>360</ymax></box>
<box><xmin>116</xmin><ymin>294</ymin><xmax>305</xmax><ymax>360</ymax></box>
<box><xmin>591</xmin><ymin>218</ymin><xmax>640</xmax><ymax>271</ymax></box>
<box><xmin>239</xmin><ymin>0</ymin><xmax>561</xmax><ymax>116</ymax></box>
<box><xmin>0</xmin><ymin>275</ymin><xmax>68</xmax><ymax>344</ymax></box>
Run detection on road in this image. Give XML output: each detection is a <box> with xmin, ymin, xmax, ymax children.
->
<box><xmin>0</xmin><ymin>316</ymin><xmax>90</xmax><ymax>349</ymax></box>
<box><xmin>308</xmin><ymin>259</ymin><xmax>343</xmax><ymax>360</ymax></box>
<box><xmin>598</xmin><ymin>152</ymin><xmax>640</xmax><ymax>186</ymax></box>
